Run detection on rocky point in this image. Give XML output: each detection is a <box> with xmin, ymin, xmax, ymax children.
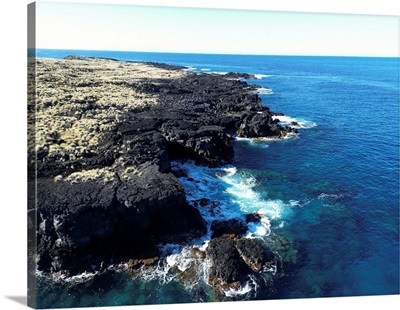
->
<box><xmin>28</xmin><ymin>56</ymin><xmax>295</xmax><ymax>285</ymax></box>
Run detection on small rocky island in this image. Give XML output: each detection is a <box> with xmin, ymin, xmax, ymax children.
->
<box><xmin>28</xmin><ymin>56</ymin><xmax>296</xmax><ymax>294</ymax></box>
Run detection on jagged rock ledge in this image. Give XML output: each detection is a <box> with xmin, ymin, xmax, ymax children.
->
<box><xmin>28</xmin><ymin>56</ymin><xmax>296</xmax><ymax>279</ymax></box>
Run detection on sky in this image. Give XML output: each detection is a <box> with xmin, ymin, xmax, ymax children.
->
<box><xmin>34</xmin><ymin>1</ymin><xmax>400</xmax><ymax>57</ymax></box>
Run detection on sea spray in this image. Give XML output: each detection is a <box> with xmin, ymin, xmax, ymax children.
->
<box><xmin>72</xmin><ymin>160</ymin><xmax>282</xmax><ymax>299</ymax></box>
<box><xmin>272</xmin><ymin>115</ymin><xmax>317</xmax><ymax>129</ymax></box>
<box><xmin>35</xmin><ymin>124</ymin><xmax>315</xmax><ymax>301</ymax></box>
<box><xmin>256</xmin><ymin>87</ymin><xmax>274</xmax><ymax>95</ymax></box>
<box><xmin>167</xmin><ymin>160</ymin><xmax>293</xmax><ymax>296</ymax></box>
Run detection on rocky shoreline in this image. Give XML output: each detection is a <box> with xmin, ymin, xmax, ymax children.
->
<box><xmin>28</xmin><ymin>56</ymin><xmax>296</xmax><ymax>293</ymax></box>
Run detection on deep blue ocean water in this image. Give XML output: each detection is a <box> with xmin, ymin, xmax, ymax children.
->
<box><xmin>33</xmin><ymin>49</ymin><xmax>399</xmax><ymax>308</ymax></box>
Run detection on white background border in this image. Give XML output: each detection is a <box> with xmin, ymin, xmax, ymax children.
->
<box><xmin>0</xmin><ymin>1</ymin><xmax>399</xmax><ymax>309</ymax></box>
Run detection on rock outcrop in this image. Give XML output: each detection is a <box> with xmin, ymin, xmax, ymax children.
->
<box><xmin>29</xmin><ymin>56</ymin><xmax>295</xmax><ymax>276</ymax></box>
<box><xmin>210</xmin><ymin>219</ymin><xmax>248</xmax><ymax>238</ymax></box>
<box><xmin>206</xmin><ymin>236</ymin><xmax>280</xmax><ymax>294</ymax></box>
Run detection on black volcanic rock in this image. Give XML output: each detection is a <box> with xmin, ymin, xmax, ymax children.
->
<box><xmin>32</xmin><ymin>58</ymin><xmax>295</xmax><ymax>275</ymax></box>
<box><xmin>223</xmin><ymin>72</ymin><xmax>257</xmax><ymax>79</ymax></box>
<box><xmin>143</xmin><ymin>62</ymin><xmax>188</xmax><ymax>71</ymax></box>
<box><xmin>245</xmin><ymin>212</ymin><xmax>264</xmax><ymax>223</ymax></box>
<box><xmin>161</xmin><ymin>121</ymin><xmax>234</xmax><ymax>167</ymax></box>
<box><xmin>237</xmin><ymin>112</ymin><xmax>283</xmax><ymax>137</ymax></box>
<box><xmin>211</xmin><ymin>219</ymin><xmax>248</xmax><ymax>238</ymax></box>
<box><xmin>36</xmin><ymin>165</ymin><xmax>207</xmax><ymax>274</ymax></box>
<box><xmin>206</xmin><ymin>236</ymin><xmax>280</xmax><ymax>293</ymax></box>
<box><xmin>235</xmin><ymin>238</ymin><xmax>276</xmax><ymax>272</ymax></box>
<box><xmin>207</xmin><ymin>237</ymin><xmax>250</xmax><ymax>286</ymax></box>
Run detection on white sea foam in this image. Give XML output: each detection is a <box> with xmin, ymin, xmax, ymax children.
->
<box><xmin>63</xmin><ymin>271</ymin><xmax>98</xmax><ymax>283</ymax></box>
<box><xmin>171</xmin><ymin>161</ymin><xmax>244</xmax><ymax>222</ymax></box>
<box><xmin>272</xmin><ymin>115</ymin><xmax>317</xmax><ymax>129</ymax></box>
<box><xmin>224</xmin><ymin>175</ymin><xmax>258</xmax><ymax>200</ymax></box>
<box><xmin>200</xmin><ymin>68</ymin><xmax>211</xmax><ymax>71</ymax></box>
<box><xmin>318</xmin><ymin>193</ymin><xmax>349</xmax><ymax>201</ymax></box>
<box><xmin>282</xmin><ymin>132</ymin><xmax>299</xmax><ymax>140</ymax></box>
<box><xmin>215</xmin><ymin>168</ymin><xmax>292</xmax><ymax>238</ymax></box>
<box><xmin>235</xmin><ymin>136</ymin><xmax>274</xmax><ymax>148</ymax></box>
<box><xmin>166</xmin><ymin>248</ymin><xmax>197</xmax><ymax>272</ymax></box>
<box><xmin>235</xmin><ymin>132</ymin><xmax>298</xmax><ymax>144</ymax></box>
<box><xmin>219</xmin><ymin>166</ymin><xmax>237</xmax><ymax>177</ymax></box>
<box><xmin>42</xmin><ymin>270</ymin><xmax>100</xmax><ymax>284</ymax></box>
<box><xmin>289</xmin><ymin>200</ymin><xmax>301</xmax><ymax>206</ymax></box>
<box><xmin>37</xmin><ymin>264</ymin><xmax>128</xmax><ymax>284</ymax></box>
<box><xmin>138</xmin><ymin>161</ymin><xmax>296</xmax><ymax>296</ymax></box>
<box><xmin>256</xmin><ymin>87</ymin><xmax>274</xmax><ymax>95</ymax></box>
<box><xmin>139</xmin><ymin>242</ymin><xmax>212</xmax><ymax>289</ymax></box>
<box><xmin>235</xmin><ymin>136</ymin><xmax>275</xmax><ymax>142</ymax></box>
<box><xmin>224</xmin><ymin>283</ymin><xmax>252</xmax><ymax>297</ymax></box>
<box><xmin>254</xmin><ymin>74</ymin><xmax>271</xmax><ymax>79</ymax></box>
<box><xmin>172</xmin><ymin>160</ymin><xmax>290</xmax><ymax>232</ymax></box>
<box><xmin>223</xmin><ymin>275</ymin><xmax>259</xmax><ymax>297</ymax></box>
<box><xmin>196</xmin><ymin>240</ymin><xmax>210</xmax><ymax>252</ymax></box>
<box><xmin>277</xmin><ymin>222</ymin><xmax>285</xmax><ymax>228</ymax></box>
<box><xmin>246</xmin><ymin>220</ymin><xmax>270</xmax><ymax>238</ymax></box>
<box><xmin>134</xmin><ymin>260</ymin><xmax>173</xmax><ymax>284</ymax></box>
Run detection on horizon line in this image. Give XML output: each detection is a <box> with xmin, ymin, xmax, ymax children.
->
<box><xmin>30</xmin><ymin>47</ymin><xmax>400</xmax><ymax>59</ymax></box>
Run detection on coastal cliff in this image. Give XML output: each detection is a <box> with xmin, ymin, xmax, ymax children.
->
<box><xmin>28</xmin><ymin>57</ymin><xmax>295</xmax><ymax>284</ymax></box>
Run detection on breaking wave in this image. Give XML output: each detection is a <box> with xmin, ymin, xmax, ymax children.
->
<box><xmin>254</xmin><ymin>74</ymin><xmax>272</xmax><ymax>79</ymax></box>
<box><xmin>272</xmin><ymin>115</ymin><xmax>317</xmax><ymax>129</ymax></box>
<box><xmin>256</xmin><ymin>87</ymin><xmax>274</xmax><ymax>95</ymax></box>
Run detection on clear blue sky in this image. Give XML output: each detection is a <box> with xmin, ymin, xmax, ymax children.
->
<box><xmin>35</xmin><ymin>1</ymin><xmax>399</xmax><ymax>57</ymax></box>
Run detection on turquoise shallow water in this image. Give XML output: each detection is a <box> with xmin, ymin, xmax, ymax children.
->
<box><xmin>34</xmin><ymin>50</ymin><xmax>399</xmax><ymax>307</ymax></box>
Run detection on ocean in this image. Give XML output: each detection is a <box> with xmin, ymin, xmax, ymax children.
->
<box><xmin>33</xmin><ymin>49</ymin><xmax>399</xmax><ymax>308</ymax></box>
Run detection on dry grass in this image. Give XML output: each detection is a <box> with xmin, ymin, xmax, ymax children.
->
<box><xmin>54</xmin><ymin>167</ymin><xmax>117</xmax><ymax>185</ymax></box>
<box><xmin>29</xmin><ymin>57</ymin><xmax>186</xmax><ymax>172</ymax></box>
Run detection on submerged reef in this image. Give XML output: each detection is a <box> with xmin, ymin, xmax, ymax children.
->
<box><xmin>28</xmin><ymin>56</ymin><xmax>296</xmax><ymax>289</ymax></box>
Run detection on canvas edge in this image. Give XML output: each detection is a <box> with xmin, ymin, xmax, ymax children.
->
<box><xmin>22</xmin><ymin>2</ymin><xmax>400</xmax><ymax>309</ymax></box>
<box><xmin>27</xmin><ymin>2</ymin><xmax>37</xmax><ymax>309</ymax></box>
